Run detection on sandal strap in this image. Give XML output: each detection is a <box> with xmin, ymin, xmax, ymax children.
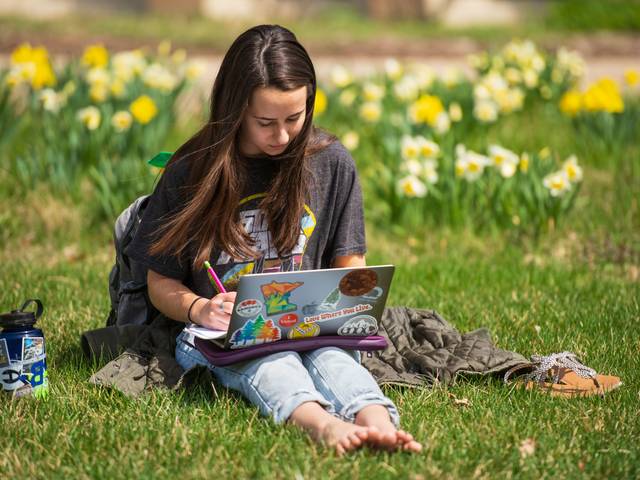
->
<box><xmin>527</xmin><ymin>351</ymin><xmax>597</xmax><ymax>384</ymax></box>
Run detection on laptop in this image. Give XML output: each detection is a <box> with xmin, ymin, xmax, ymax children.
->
<box><xmin>192</xmin><ymin>265</ymin><xmax>394</xmax><ymax>350</ymax></box>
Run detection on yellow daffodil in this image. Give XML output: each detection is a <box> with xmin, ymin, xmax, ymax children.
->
<box><xmin>171</xmin><ymin>49</ymin><xmax>187</xmax><ymax>64</ymax></box>
<box><xmin>130</xmin><ymin>95</ymin><xmax>158</xmax><ymax>124</ymax></box>
<box><xmin>157</xmin><ymin>40</ymin><xmax>172</xmax><ymax>57</ymax></box>
<box><xmin>314</xmin><ymin>88</ymin><xmax>327</xmax><ymax>115</ymax></box>
<box><xmin>539</xmin><ymin>146</ymin><xmax>551</xmax><ymax>159</ymax></box>
<box><xmin>90</xmin><ymin>83</ymin><xmax>109</xmax><ymax>103</ymax></box>
<box><xmin>81</xmin><ymin>44</ymin><xmax>109</xmax><ymax>69</ymax></box>
<box><xmin>562</xmin><ymin>155</ymin><xmax>583</xmax><ymax>183</ymax></box>
<box><xmin>359</xmin><ymin>101</ymin><xmax>382</xmax><ymax>123</ymax></box>
<box><xmin>341</xmin><ymin>131</ymin><xmax>359</xmax><ymax>151</ymax></box>
<box><xmin>409</xmin><ymin>94</ymin><xmax>444</xmax><ymax>127</ymax></box>
<box><xmin>582</xmin><ymin>78</ymin><xmax>624</xmax><ymax>113</ymax></box>
<box><xmin>10</xmin><ymin>43</ymin><xmax>56</xmax><ymax>89</ymax></box>
<box><xmin>77</xmin><ymin>106</ymin><xmax>101</xmax><ymax>130</ymax></box>
<box><xmin>543</xmin><ymin>171</ymin><xmax>571</xmax><ymax>197</ymax></box>
<box><xmin>112</xmin><ymin>111</ymin><xmax>133</xmax><ymax>132</ymax></box>
<box><xmin>519</xmin><ymin>153</ymin><xmax>530</xmax><ymax>173</ymax></box>
<box><xmin>398</xmin><ymin>175</ymin><xmax>427</xmax><ymax>198</ymax></box>
<box><xmin>559</xmin><ymin>90</ymin><xmax>582</xmax><ymax>116</ymax></box>
<box><xmin>624</xmin><ymin>69</ymin><xmax>639</xmax><ymax>87</ymax></box>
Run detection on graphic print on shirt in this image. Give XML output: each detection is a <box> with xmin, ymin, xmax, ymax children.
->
<box><xmin>215</xmin><ymin>193</ymin><xmax>316</xmax><ymax>290</ymax></box>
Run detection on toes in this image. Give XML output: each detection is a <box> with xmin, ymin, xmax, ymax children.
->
<box><xmin>397</xmin><ymin>429</ymin><xmax>414</xmax><ymax>442</ymax></box>
<box><xmin>403</xmin><ymin>440</ymin><xmax>423</xmax><ymax>453</ymax></box>
<box><xmin>348</xmin><ymin>432</ymin><xmax>363</xmax><ymax>448</ymax></box>
<box><xmin>354</xmin><ymin>428</ymin><xmax>369</xmax><ymax>441</ymax></box>
<box><xmin>336</xmin><ymin>443</ymin><xmax>346</xmax><ymax>457</ymax></box>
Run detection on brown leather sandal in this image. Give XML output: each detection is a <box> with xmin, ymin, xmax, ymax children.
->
<box><xmin>504</xmin><ymin>352</ymin><xmax>622</xmax><ymax>397</ymax></box>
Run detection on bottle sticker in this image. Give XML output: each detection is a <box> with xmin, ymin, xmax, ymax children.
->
<box><xmin>0</xmin><ymin>339</ymin><xmax>9</xmax><ymax>368</ymax></box>
<box><xmin>22</xmin><ymin>337</ymin><xmax>45</xmax><ymax>362</ymax></box>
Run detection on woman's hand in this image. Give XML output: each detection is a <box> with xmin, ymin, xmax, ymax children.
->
<box><xmin>192</xmin><ymin>292</ymin><xmax>237</xmax><ymax>331</ymax></box>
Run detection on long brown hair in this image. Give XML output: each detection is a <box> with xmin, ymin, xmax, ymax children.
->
<box><xmin>150</xmin><ymin>24</ymin><xmax>335</xmax><ymax>270</ymax></box>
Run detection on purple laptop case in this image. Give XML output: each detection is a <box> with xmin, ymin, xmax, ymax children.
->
<box><xmin>195</xmin><ymin>335</ymin><xmax>388</xmax><ymax>366</ymax></box>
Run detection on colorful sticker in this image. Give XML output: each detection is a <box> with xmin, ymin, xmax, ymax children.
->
<box><xmin>360</xmin><ymin>286</ymin><xmax>383</xmax><ymax>301</ymax></box>
<box><xmin>278</xmin><ymin>313</ymin><xmax>299</xmax><ymax>328</ymax></box>
<box><xmin>288</xmin><ymin>322</ymin><xmax>320</xmax><ymax>340</ymax></box>
<box><xmin>229</xmin><ymin>314</ymin><xmax>281</xmax><ymax>349</ymax></box>
<box><xmin>339</xmin><ymin>269</ymin><xmax>378</xmax><ymax>296</ymax></box>
<box><xmin>303</xmin><ymin>303</ymin><xmax>373</xmax><ymax>324</ymax></box>
<box><xmin>337</xmin><ymin>315</ymin><xmax>379</xmax><ymax>336</ymax></box>
<box><xmin>0</xmin><ymin>364</ymin><xmax>25</xmax><ymax>391</ymax></box>
<box><xmin>260</xmin><ymin>281</ymin><xmax>304</xmax><ymax>316</ymax></box>
<box><xmin>0</xmin><ymin>339</ymin><xmax>9</xmax><ymax>368</ymax></box>
<box><xmin>235</xmin><ymin>298</ymin><xmax>263</xmax><ymax>318</ymax></box>
<box><xmin>22</xmin><ymin>337</ymin><xmax>44</xmax><ymax>363</ymax></box>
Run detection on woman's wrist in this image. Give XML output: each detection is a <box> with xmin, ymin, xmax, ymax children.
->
<box><xmin>187</xmin><ymin>296</ymin><xmax>207</xmax><ymax>324</ymax></box>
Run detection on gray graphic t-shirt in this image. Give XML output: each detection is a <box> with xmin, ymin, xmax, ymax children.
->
<box><xmin>126</xmin><ymin>140</ymin><xmax>366</xmax><ymax>298</ymax></box>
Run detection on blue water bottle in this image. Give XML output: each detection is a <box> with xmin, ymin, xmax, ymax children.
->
<box><xmin>0</xmin><ymin>299</ymin><xmax>49</xmax><ymax>398</ymax></box>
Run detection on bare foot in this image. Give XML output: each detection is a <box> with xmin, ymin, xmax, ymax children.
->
<box><xmin>320</xmin><ymin>417</ymin><xmax>371</xmax><ymax>456</ymax></box>
<box><xmin>355</xmin><ymin>405</ymin><xmax>423</xmax><ymax>453</ymax></box>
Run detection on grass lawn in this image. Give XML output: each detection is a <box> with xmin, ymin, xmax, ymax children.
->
<box><xmin>0</xmin><ymin>172</ymin><xmax>638</xmax><ymax>478</ymax></box>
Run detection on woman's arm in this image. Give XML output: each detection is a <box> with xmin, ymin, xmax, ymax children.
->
<box><xmin>332</xmin><ymin>254</ymin><xmax>366</xmax><ymax>268</ymax></box>
<box><xmin>147</xmin><ymin>269</ymin><xmax>235</xmax><ymax>330</ymax></box>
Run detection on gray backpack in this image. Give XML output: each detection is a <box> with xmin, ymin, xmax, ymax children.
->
<box><xmin>106</xmin><ymin>194</ymin><xmax>159</xmax><ymax>326</ymax></box>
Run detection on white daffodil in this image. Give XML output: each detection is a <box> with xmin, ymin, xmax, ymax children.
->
<box><xmin>393</xmin><ymin>75</ymin><xmax>419</xmax><ymax>102</ymax></box>
<box><xmin>411</xmin><ymin>64</ymin><xmax>435</xmax><ymax>89</ymax></box>
<box><xmin>457</xmin><ymin>149</ymin><xmax>489</xmax><ymax>182</ymax></box>
<box><xmin>489</xmin><ymin>145</ymin><xmax>519</xmax><ymax>168</ymax></box>
<box><xmin>543</xmin><ymin>171</ymin><xmax>571</xmax><ymax>197</ymax></box>
<box><xmin>448</xmin><ymin>102</ymin><xmax>463</xmax><ymax>122</ymax></box>
<box><xmin>143</xmin><ymin>63</ymin><xmax>178</xmax><ymax>92</ymax></box>
<box><xmin>442</xmin><ymin>68</ymin><xmax>462</xmax><ymax>88</ymax></box>
<box><xmin>434</xmin><ymin>112</ymin><xmax>451</xmax><ymax>134</ymax></box>
<box><xmin>330</xmin><ymin>65</ymin><xmax>353</xmax><ymax>88</ymax></box>
<box><xmin>415</xmin><ymin>136</ymin><xmax>440</xmax><ymax>159</ymax></box>
<box><xmin>86</xmin><ymin>67</ymin><xmax>110</xmax><ymax>86</ymax></box>
<box><xmin>341</xmin><ymin>131</ymin><xmax>359</xmax><ymax>151</ymax></box>
<box><xmin>39</xmin><ymin>88</ymin><xmax>64</xmax><ymax>113</ymax></box>
<box><xmin>423</xmin><ymin>159</ymin><xmax>439</xmax><ymax>184</ymax></box>
<box><xmin>473</xmin><ymin>99</ymin><xmax>498</xmax><ymax>122</ymax></box>
<box><xmin>112</xmin><ymin>50</ymin><xmax>146</xmax><ymax>82</ymax></box>
<box><xmin>523</xmin><ymin>69</ymin><xmax>539</xmax><ymax>89</ymax></box>
<box><xmin>339</xmin><ymin>88</ymin><xmax>356</xmax><ymax>107</ymax></box>
<box><xmin>111</xmin><ymin>110</ymin><xmax>133</xmax><ymax>132</ymax></box>
<box><xmin>398</xmin><ymin>175</ymin><xmax>427</xmax><ymax>198</ymax></box>
<box><xmin>401</xmin><ymin>135</ymin><xmax>420</xmax><ymax>160</ymax></box>
<box><xmin>404</xmin><ymin>158</ymin><xmax>422</xmax><ymax>176</ymax></box>
<box><xmin>562</xmin><ymin>155</ymin><xmax>583</xmax><ymax>183</ymax></box>
<box><xmin>183</xmin><ymin>60</ymin><xmax>205</xmax><ymax>81</ymax></box>
<box><xmin>77</xmin><ymin>106</ymin><xmax>101</xmax><ymax>130</ymax></box>
<box><xmin>384</xmin><ymin>58</ymin><xmax>403</xmax><ymax>80</ymax></box>
<box><xmin>362</xmin><ymin>82</ymin><xmax>385</xmax><ymax>102</ymax></box>
<box><xmin>359</xmin><ymin>101</ymin><xmax>382</xmax><ymax>123</ymax></box>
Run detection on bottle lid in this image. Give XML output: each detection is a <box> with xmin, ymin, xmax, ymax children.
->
<box><xmin>0</xmin><ymin>299</ymin><xmax>43</xmax><ymax>328</ymax></box>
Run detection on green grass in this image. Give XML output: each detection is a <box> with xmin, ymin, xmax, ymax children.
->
<box><xmin>0</xmin><ymin>177</ymin><xmax>638</xmax><ymax>477</ymax></box>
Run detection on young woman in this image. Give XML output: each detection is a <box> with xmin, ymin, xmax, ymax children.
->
<box><xmin>126</xmin><ymin>24</ymin><xmax>421</xmax><ymax>455</ymax></box>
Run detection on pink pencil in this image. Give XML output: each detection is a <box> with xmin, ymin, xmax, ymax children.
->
<box><xmin>204</xmin><ymin>261</ymin><xmax>227</xmax><ymax>294</ymax></box>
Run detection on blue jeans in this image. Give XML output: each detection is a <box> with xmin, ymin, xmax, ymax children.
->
<box><xmin>175</xmin><ymin>330</ymin><xmax>400</xmax><ymax>426</ymax></box>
